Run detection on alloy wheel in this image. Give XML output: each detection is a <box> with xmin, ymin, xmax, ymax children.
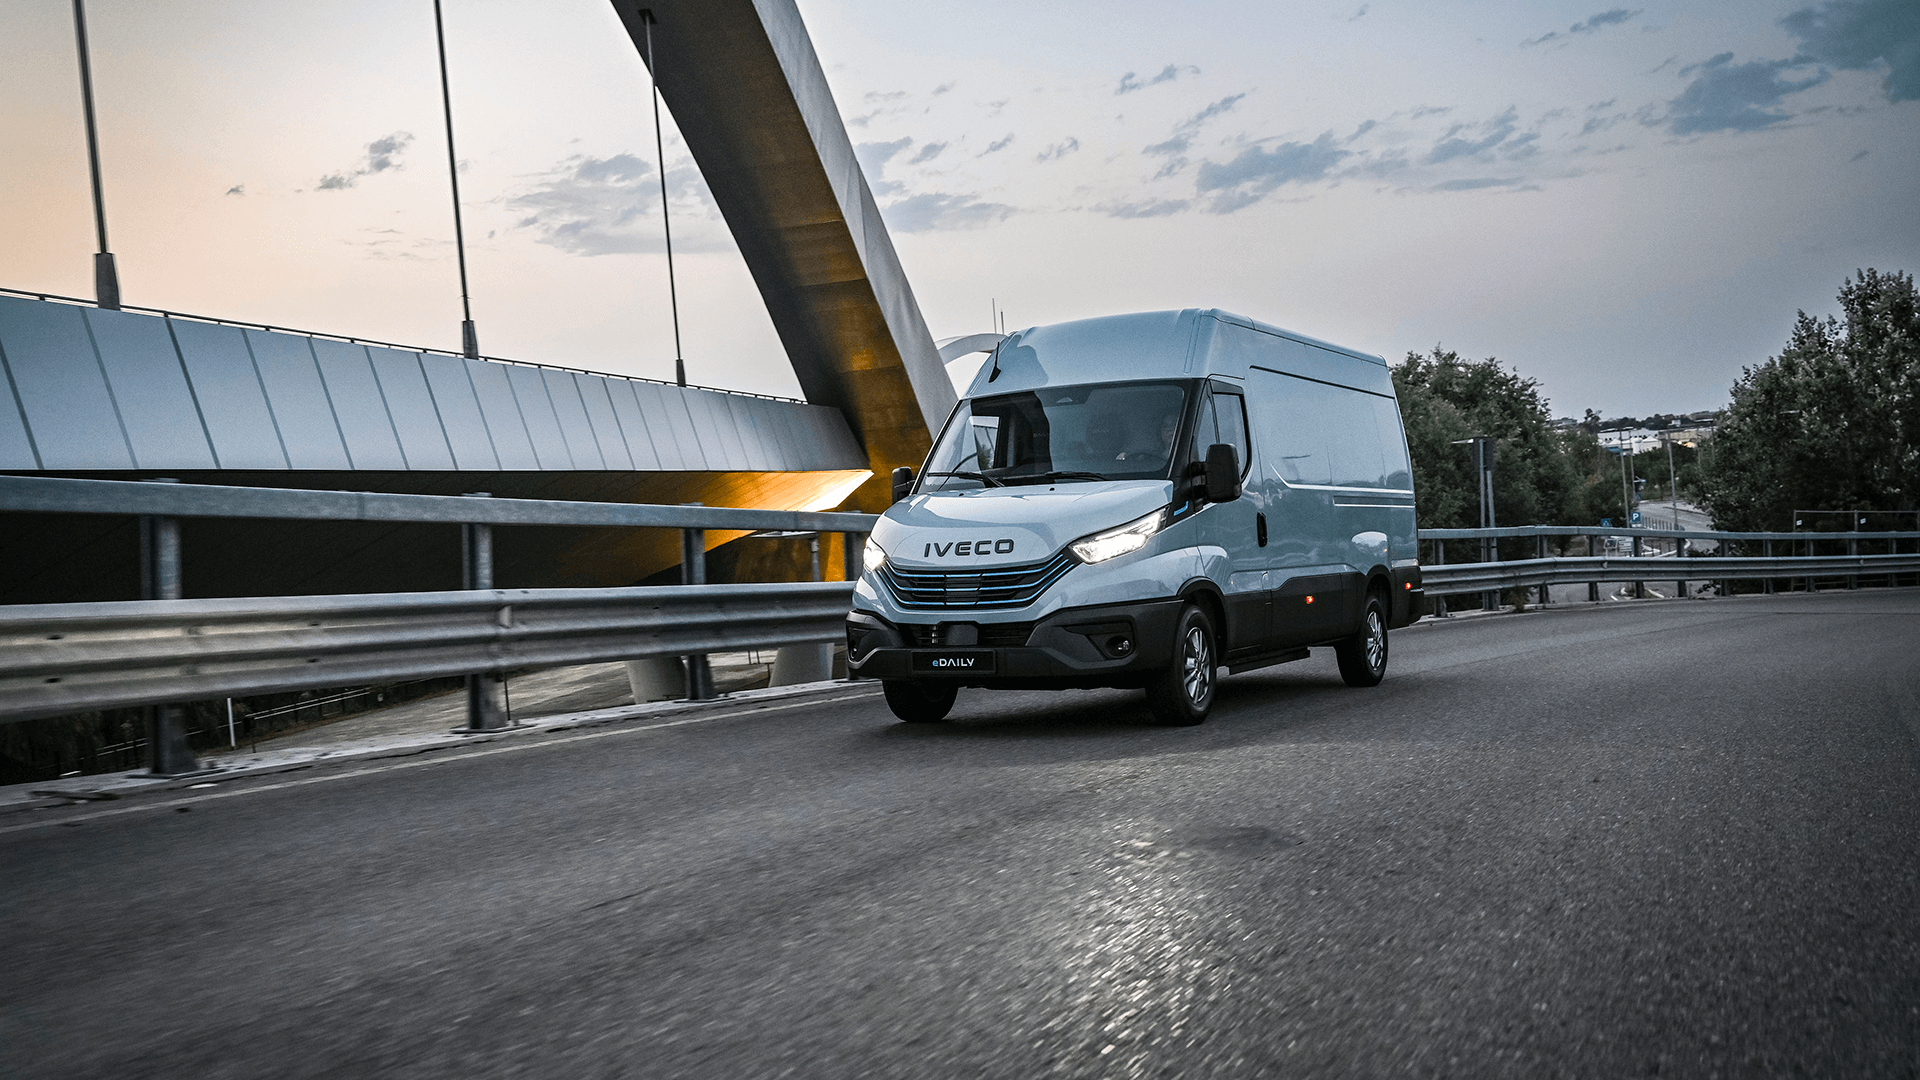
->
<box><xmin>1183</xmin><ymin>626</ymin><xmax>1212</xmax><ymax>704</ymax></box>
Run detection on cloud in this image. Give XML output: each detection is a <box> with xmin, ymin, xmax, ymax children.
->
<box><xmin>1143</xmin><ymin>135</ymin><xmax>1190</xmax><ymax>157</ymax></box>
<box><xmin>1116</xmin><ymin>64</ymin><xmax>1200</xmax><ymax>95</ymax></box>
<box><xmin>909</xmin><ymin>142</ymin><xmax>948</xmax><ymax>164</ymax></box>
<box><xmin>1180</xmin><ymin>93</ymin><xmax>1247</xmax><ymax>129</ymax></box>
<box><xmin>1103</xmin><ymin>198</ymin><xmax>1192</xmax><ymax>218</ymax></box>
<box><xmin>1433</xmin><ymin>177</ymin><xmax>1523</xmax><ymax>191</ymax></box>
<box><xmin>933</xmin><ymin>82</ymin><xmax>955</xmax><ymax>95</ymax></box>
<box><xmin>1426</xmin><ymin>107</ymin><xmax>1519</xmax><ymax>163</ymax></box>
<box><xmin>1347</xmin><ymin>150</ymin><xmax>1410</xmax><ymax>177</ymax></box>
<box><xmin>1350</xmin><ymin>5</ymin><xmax>1369</xmax><ymax>21</ymax></box>
<box><xmin>983</xmin><ymin>134</ymin><xmax>1015</xmax><ymax>154</ymax></box>
<box><xmin>1523</xmin><ymin>8</ymin><xmax>1642</xmax><ymax>46</ymax></box>
<box><xmin>1781</xmin><ymin>0</ymin><xmax>1920</xmax><ymax>101</ymax></box>
<box><xmin>863</xmin><ymin>90</ymin><xmax>907</xmax><ymax>103</ymax></box>
<box><xmin>225</xmin><ymin>184</ymin><xmax>244</xmax><ymax>196</ymax></box>
<box><xmin>1194</xmin><ymin>133</ymin><xmax>1348</xmax><ymax>212</ymax></box>
<box><xmin>344</xmin><ymin>226</ymin><xmax>451</xmax><ymax>262</ymax></box>
<box><xmin>1035</xmin><ymin>137</ymin><xmax>1080</xmax><ymax>163</ymax></box>
<box><xmin>883</xmin><ymin>192</ymin><xmax>1014</xmax><ymax>232</ymax></box>
<box><xmin>316</xmin><ymin>131</ymin><xmax>415</xmax><ymax>191</ymax></box>
<box><xmin>1581</xmin><ymin>110</ymin><xmax>1628</xmax><ymax>134</ymax></box>
<box><xmin>1345</xmin><ymin>119</ymin><xmax>1377</xmax><ymax>142</ymax></box>
<box><xmin>1848</xmin><ymin>148</ymin><xmax>1870</xmax><ymax>161</ymax></box>
<box><xmin>506</xmin><ymin>152</ymin><xmax>719</xmax><ymax>256</ymax></box>
<box><xmin>1666</xmin><ymin>53</ymin><xmax>1829</xmax><ymax>134</ymax></box>
<box><xmin>855</xmin><ymin>137</ymin><xmax>913</xmax><ymax>176</ymax></box>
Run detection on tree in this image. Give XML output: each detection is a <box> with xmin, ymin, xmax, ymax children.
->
<box><xmin>1698</xmin><ymin>269</ymin><xmax>1919</xmax><ymax>531</ymax></box>
<box><xmin>1392</xmin><ymin>347</ymin><xmax>1616</xmax><ymax>534</ymax></box>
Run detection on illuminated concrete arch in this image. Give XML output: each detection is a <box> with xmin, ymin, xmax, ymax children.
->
<box><xmin>609</xmin><ymin>0</ymin><xmax>957</xmax><ymax>510</ymax></box>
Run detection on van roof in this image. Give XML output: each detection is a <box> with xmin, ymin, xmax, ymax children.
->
<box><xmin>964</xmin><ymin>308</ymin><xmax>1387</xmax><ymax>398</ymax></box>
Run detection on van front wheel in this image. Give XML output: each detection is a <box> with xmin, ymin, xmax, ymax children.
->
<box><xmin>883</xmin><ymin>680</ymin><xmax>958</xmax><ymax>723</ymax></box>
<box><xmin>1336</xmin><ymin>592</ymin><xmax>1389</xmax><ymax>687</ymax></box>
<box><xmin>1146</xmin><ymin>604</ymin><xmax>1217</xmax><ymax>726</ymax></box>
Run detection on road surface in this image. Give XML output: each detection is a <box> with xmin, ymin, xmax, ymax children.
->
<box><xmin>5</xmin><ymin>590</ymin><xmax>1918</xmax><ymax>1078</ymax></box>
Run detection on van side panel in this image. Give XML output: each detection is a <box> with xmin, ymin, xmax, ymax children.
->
<box><xmin>1243</xmin><ymin>344</ymin><xmax>1411</xmax><ymax>645</ymax></box>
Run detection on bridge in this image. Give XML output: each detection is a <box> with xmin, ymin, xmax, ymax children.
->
<box><xmin>2</xmin><ymin>0</ymin><xmax>954</xmax><ymax>604</ymax></box>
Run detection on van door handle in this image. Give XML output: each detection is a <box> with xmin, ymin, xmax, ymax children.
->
<box><xmin>1256</xmin><ymin>512</ymin><xmax>1268</xmax><ymax>547</ymax></box>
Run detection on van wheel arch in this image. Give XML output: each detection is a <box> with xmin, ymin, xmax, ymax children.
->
<box><xmin>1177</xmin><ymin>581</ymin><xmax>1230</xmax><ymax>653</ymax></box>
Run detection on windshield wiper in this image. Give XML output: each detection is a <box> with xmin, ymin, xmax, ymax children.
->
<box><xmin>1002</xmin><ymin>470</ymin><xmax>1114</xmax><ymax>485</ymax></box>
<box><xmin>924</xmin><ymin>470</ymin><xmax>1006</xmax><ymax>487</ymax></box>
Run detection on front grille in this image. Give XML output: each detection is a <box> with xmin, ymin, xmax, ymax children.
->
<box><xmin>898</xmin><ymin>622</ymin><xmax>1036</xmax><ymax>647</ymax></box>
<box><xmin>878</xmin><ymin>550</ymin><xmax>1076</xmax><ymax>611</ymax></box>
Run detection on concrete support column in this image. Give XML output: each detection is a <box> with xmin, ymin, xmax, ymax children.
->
<box><xmin>139</xmin><ymin>496</ymin><xmax>199</xmax><ymax>777</ymax></box>
<box><xmin>772</xmin><ymin>535</ymin><xmax>831</xmax><ymax>686</ymax></box>
<box><xmin>459</xmin><ymin>496</ymin><xmax>510</xmax><ymax>732</ymax></box>
<box><xmin>626</xmin><ymin>657</ymin><xmax>686</xmax><ymax>703</ymax></box>
<box><xmin>681</xmin><ymin>515</ymin><xmax>714</xmax><ymax>700</ymax></box>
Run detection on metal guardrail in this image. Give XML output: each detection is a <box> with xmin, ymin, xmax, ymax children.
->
<box><xmin>7</xmin><ymin>473</ymin><xmax>1918</xmax><ymax>768</ymax></box>
<box><xmin>1420</xmin><ymin>524</ymin><xmax>1917</xmax><ymax>543</ymax></box>
<box><xmin>1420</xmin><ymin>552</ymin><xmax>1920</xmax><ymax>596</ymax></box>
<box><xmin>0</xmin><ymin>475</ymin><xmax>879</xmax><ymax>534</ymax></box>
<box><xmin>0</xmin><ymin>473</ymin><xmax>881</xmax><ymax>769</ymax></box>
<box><xmin>0</xmin><ymin>581</ymin><xmax>856</xmax><ymax>724</ymax></box>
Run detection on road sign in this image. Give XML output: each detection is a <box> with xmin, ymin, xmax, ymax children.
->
<box><xmin>1631</xmin><ymin>511</ymin><xmax>1642</xmax><ymax>524</ymax></box>
<box><xmin>1600</xmin><ymin>518</ymin><xmax>1612</xmax><ymax>527</ymax></box>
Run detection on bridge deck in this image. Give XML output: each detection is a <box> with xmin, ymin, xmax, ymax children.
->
<box><xmin>6</xmin><ymin>589</ymin><xmax>1917</xmax><ymax>1076</ymax></box>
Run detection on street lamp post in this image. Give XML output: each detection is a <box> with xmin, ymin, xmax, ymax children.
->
<box><xmin>71</xmin><ymin>0</ymin><xmax>119</xmax><ymax>309</ymax></box>
<box><xmin>1452</xmin><ymin>436</ymin><xmax>1497</xmax><ymax>611</ymax></box>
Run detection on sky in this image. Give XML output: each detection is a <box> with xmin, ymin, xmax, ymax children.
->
<box><xmin>1</xmin><ymin>0</ymin><xmax>1915</xmax><ymax>420</ymax></box>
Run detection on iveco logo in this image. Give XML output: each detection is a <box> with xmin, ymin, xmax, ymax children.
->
<box><xmin>930</xmin><ymin>657</ymin><xmax>976</xmax><ymax>668</ymax></box>
<box><xmin>923</xmin><ymin>539</ymin><xmax>1016</xmax><ymax>557</ymax></box>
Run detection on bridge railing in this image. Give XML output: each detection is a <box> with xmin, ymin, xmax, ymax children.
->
<box><xmin>6</xmin><ymin>475</ymin><xmax>1919</xmax><ymax>769</ymax></box>
<box><xmin>0</xmin><ymin>474</ymin><xmax>877</xmax><ymax>770</ymax></box>
<box><xmin>1416</xmin><ymin>523</ymin><xmax>1920</xmax><ymax>608</ymax></box>
<box><xmin>0</xmin><ymin>580</ymin><xmax>856</xmax><ymax>726</ymax></box>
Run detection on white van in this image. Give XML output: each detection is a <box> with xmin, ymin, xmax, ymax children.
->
<box><xmin>846</xmin><ymin>309</ymin><xmax>1422</xmax><ymax>725</ymax></box>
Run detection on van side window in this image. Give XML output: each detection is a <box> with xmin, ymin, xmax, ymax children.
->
<box><xmin>1213</xmin><ymin>393</ymin><xmax>1250</xmax><ymax>476</ymax></box>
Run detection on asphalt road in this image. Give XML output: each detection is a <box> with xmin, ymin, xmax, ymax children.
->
<box><xmin>6</xmin><ymin>590</ymin><xmax>1919</xmax><ymax>1079</ymax></box>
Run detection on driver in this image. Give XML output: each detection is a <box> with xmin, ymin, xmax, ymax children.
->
<box><xmin>1116</xmin><ymin>407</ymin><xmax>1180</xmax><ymax>464</ymax></box>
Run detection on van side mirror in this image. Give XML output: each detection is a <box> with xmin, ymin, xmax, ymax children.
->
<box><xmin>891</xmin><ymin>466</ymin><xmax>915</xmax><ymax>503</ymax></box>
<box><xmin>1204</xmin><ymin>443</ymin><xmax>1242</xmax><ymax>503</ymax></box>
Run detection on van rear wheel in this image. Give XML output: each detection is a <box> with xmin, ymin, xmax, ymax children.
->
<box><xmin>1335</xmin><ymin>592</ymin><xmax>1389</xmax><ymax>687</ymax></box>
<box><xmin>883</xmin><ymin>680</ymin><xmax>958</xmax><ymax>723</ymax></box>
<box><xmin>1146</xmin><ymin>604</ymin><xmax>1216</xmax><ymax>726</ymax></box>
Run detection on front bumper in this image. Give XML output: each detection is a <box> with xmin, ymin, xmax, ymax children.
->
<box><xmin>845</xmin><ymin>598</ymin><xmax>1186</xmax><ymax>690</ymax></box>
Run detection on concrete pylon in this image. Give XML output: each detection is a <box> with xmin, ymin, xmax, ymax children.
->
<box><xmin>609</xmin><ymin>0</ymin><xmax>957</xmax><ymax>511</ymax></box>
<box><xmin>627</xmin><ymin>657</ymin><xmax>686</xmax><ymax>703</ymax></box>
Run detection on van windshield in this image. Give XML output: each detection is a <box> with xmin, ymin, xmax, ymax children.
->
<box><xmin>921</xmin><ymin>381</ymin><xmax>1190</xmax><ymax>491</ymax></box>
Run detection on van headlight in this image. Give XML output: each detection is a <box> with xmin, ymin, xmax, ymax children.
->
<box><xmin>1068</xmin><ymin>509</ymin><xmax>1167</xmax><ymax>564</ymax></box>
<box><xmin>861</xmin><ymin>539</ymin><xmax>888</xmax><ymax>575</ymax></box>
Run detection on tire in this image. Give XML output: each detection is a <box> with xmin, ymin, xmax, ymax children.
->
<box><xmin>1336</xmin><ymin>591</ymin><xmax>1389</xmax><ymax>687</ymax></box>
<box><xmin>883</xmin><ymin>680</ymin><xmax>958</xmax><ymax>723</ymax></box>
<box><xmin>1145</xmin><ymin>604</ymin><xmax>1217</xmax><ymax>726</ymax></box>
